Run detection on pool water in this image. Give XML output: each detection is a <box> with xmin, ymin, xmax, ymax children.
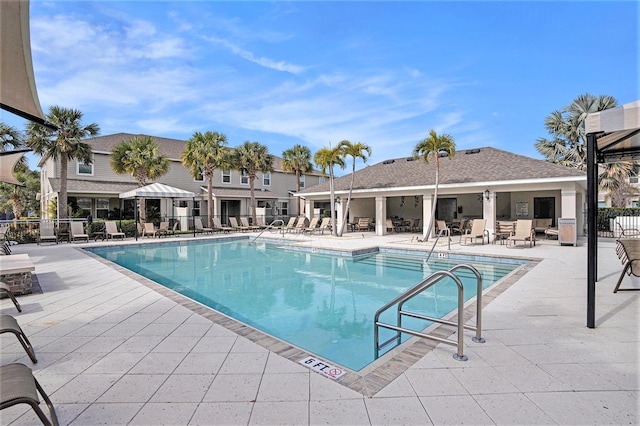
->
<box><xmin>89</xmin><ymin>239</ymin><xmax>524</xmax><ymax>371</ymax></box>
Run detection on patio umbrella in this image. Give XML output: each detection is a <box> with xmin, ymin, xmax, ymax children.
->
<box><xmin>0</xmin><ymin>149</ymin><xmax>31</xmax><ymax>185</ymax></box>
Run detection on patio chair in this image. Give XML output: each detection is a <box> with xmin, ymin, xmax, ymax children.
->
<box><xmin>436</xmin><ymin>220</ymin><xmax>450</xmax><ymax>237</ymax></box>
<box><xmin>0</xmin><ymin>363</ymin><xmax>59</xmax><ymax>426</ymax></box>
<box><xmin>355</xmin><ymin>217</ymin><xmax>371</xmax><ymax>232</ymax></box>
<box><xmin>104</xmin><ymin>221</ymin><xmax>125</xmax><ymax>240</ymax></box>
<box><xmin>386</xmin><ymin>219</ymin><xmax>397</xmax><ymax>233</ymax></box>
<box><xmin>314</xmin><ymin>217</ymin><xmax>332</xmax><ymax>234</ymax></box>
<box><xmin>194</xmin><ymin>218</ymin><xmax>213</xmax><ymax>234</ymax></box>
<box><xmin>1</xmin><ymin>314</ymin><xmax>37</xmax><ymax>363</ymax></box>
<box><xmin>461</xmin><ymin>219</ymin><xmax>487</xmax><ymax>245</ymax></box>
<box><xmin>615</xmin><ymin>221</ymin><xmax>640</xmax><ymax>238</ymax></box>
<box><xmin>410</xmin><ymin>218</ymin><xmax>421</xmax><ymax>233</ymax></box>
<box><xmin>69</xmin><ymin>222</ymin><xmax>89</xmax><ymax>243</ymax></box>
<box><xmin>240</xmin><ymin>217</ymin><xmax>260</xmax><ymax>231</ymax></box>
<box><xmin>159</xmin><ymin>221</ymin><xmax>179</xmax><ymax>237</ymax></box>
<box><xmin>229</xmin><ymin>217</ymin><xmax>248</xmax><ymax>232</ymax></box>
<box><xmin>0</xmin><ymin>282</ymin><xmax>21</xmax><ymax>312</ymax></box>
<box><xmin>283</xmin><ymin>217</ymin><xmax>297</xmax><ymax>232</ymax></box>
<box><xmin>613</xmin><ymin>239</ymin><xmax>640</xmax><ymax>293</ymax></box>
<box><xmin>506</xmin><ymin>219</ymin><xmax>535</xmax><ymax>248</ymax></box>
<box><xmin>213</xmin><ymin>217</ymin><xmax>233</xmax><ymax>233</ymax></box>
<box><xmin>37</xmin><ymin>223</ymin><xmax>57</xmax><ymax>245</ymax></box>
<box><xmin>451</xmin><ymin>219</ymin><xmax>466</xmax><ymax>235</ymax></box>
<box><xmin>302</xmin><ymin>217</ymin><xmax>320</xmax><ymax>234</ymax></box>
<box><xmin>143</xmin><ymin>222</ymin><xmax>158</xmax><ymax>238</ymax></box>
<box><xmin>493</xmin><ymin>220</ymin><xmax>515</xmax><ymax>245</ymax></box>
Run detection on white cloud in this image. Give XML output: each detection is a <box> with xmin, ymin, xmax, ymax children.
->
<box><xmin>204</xmin><ymin>37</ymin><xmax>305</xmax><ymax>74</ymax></box>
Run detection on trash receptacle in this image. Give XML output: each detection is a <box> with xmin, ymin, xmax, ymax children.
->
<box><xmin>558</xmin><ymin>218</ymin><xmax>577</xmax><ymax>246</ymax></box>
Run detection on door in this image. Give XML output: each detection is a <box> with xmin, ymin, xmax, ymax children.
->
<box><xmin>534</xmin><ymin>197</ymin><xmax>555</xmax><ymax>226</ymax></box>
<box><xmin>436</xmin><ymin>198</ymin><xmax>457</xmax><ymax>223</ymax></box>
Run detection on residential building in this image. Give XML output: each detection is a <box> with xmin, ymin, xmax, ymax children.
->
<box><xmin>38</xmin><ymin>133</ymin><xmax>323</xmax><ymax>225</ymax></box>
<box><xmin>298</xmin><ymin>147</ymin><xmax>588</xmax><ymax>238</ymax></box>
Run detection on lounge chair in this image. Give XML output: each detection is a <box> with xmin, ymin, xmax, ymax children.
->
<box><xmin>293</xmin><ymin>217</ymin><xmax>308</xmax><ymax>233</ymax></box>
<box><xmin>283</xmin><ymin>217</ymin><xmax>297</xmax><ymax>232</ymax></box>
<box><xmin>159</xmin><ymin>221</ymin><xmax>179</xmax><ymax>237</ymax></box>
<box><xmin>240</xmin><ymin>217</ymin><xmax>260</xmax><ymax>231</ymax></box>
<box><xmin>451</xmin><ymin>219</ymin><xmax>466</xmax><ymax>235</ymax></box>
<box><xmin>302</xmin><ymin>217</ymin><xmax>320</xmax><ymax>234</ymax></box>
<box><xmin>228</xmin><ymin>217</ymin><xmax>248</xmax><ymax>232</ymax></box>
<box><xmin>69</xmin><ymin>222</ymin><xmax>89</xmax><ymax>243</ymax></box>
<box><xmin>506</xmin><ymin>219</ymin><xmax>535</xmax><ymax>248</ymax></box>
<box><xmin>614</xmin><ymin>239</ymin><xmax>640</xmax><ymax>293</ymax></box>
<box><xmin>0</xmin><ymin>282</ymin><xmax>21</xmax><ymax>312</ymax></box>
<box><xmin>142</xmin><ymin>222</ymin><xmax>158</xmax><ymax>238</ymax></box>
<box><xmin>1</xmin><ymin>314</ymin><xmax>37</xmax><ymax>363</ymax></box>
<box><xmin>0</xmin><ymin>363</ymin><xmax>59</xmax><ymax>426</ymax></box>
<box><xmin>436</xmin><ymin>220</ymin><xmax>450</xmax><ymax>237</ymax></box>
<box><xmin>37</xmin><ymin>223</ymin><xmax>57</xmax><ymax>245</ymax></box>
<box><xmin>533</xmin><ymin>218</ymin><xmax>553</xmax><ymax>234</ymax></box>
<box><xmin>105</xmin><ymin>221</ymin><xmax>125</xmax><ymax>240</ymax></box>
<box><xmin>194</xmin><ymin>218</ymin><xmax>213</xmax><ymax>234</ymax></box>
<box><xmin>461</xmin><ymin>219</ymin><xmax>487</xmax><ymax>245</ymax></box>
<box><xmin>314</xmin><ymin>217</ymin><xmax>332</xmax><ymax>234</ymax></box>
<box><xmin>213</xmin><ymin>217</ymin><xmax>233</xmax><ymax>233</ymax></box>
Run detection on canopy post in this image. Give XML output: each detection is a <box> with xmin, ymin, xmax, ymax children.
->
<box><xmin>586</xmin><ymin>132</ymin><xmax>600</xmax><ymax>328</ymax></box>
<box><xmin>135</xmin><ymin>197</ymin><xmax>139</xmax><ymax>241</ymax></box>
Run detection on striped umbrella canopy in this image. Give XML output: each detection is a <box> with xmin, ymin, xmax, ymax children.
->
<box><xmin>119</xmin><ymin>182</ymin><xmax>195</xmax><ymax>199</ymax></box>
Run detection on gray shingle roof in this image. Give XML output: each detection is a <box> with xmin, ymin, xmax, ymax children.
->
<box><xmin>49</xmin><ymin>178</ymin><xmax>138</xmax><ymax>194</ymax></box>
<box><xmin>300</xmin><ymin>147</ymin><xmax>586</xmax><ymax>193</ymax></box>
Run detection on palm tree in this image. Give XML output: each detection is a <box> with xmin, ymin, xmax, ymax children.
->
<box><xmin>413</xmin><ymin>129</ymin><xmax>456</xmax><ymax>242</ymax></box>
<box><xmin>313</xmin><ymin>145</ymin><xmax>345</xmax><ymax>237</ymax></box>
<box><xmin>110</xmin><ymin>136</ymin><xmax>169</xmax><ymax>222</ymax></box>
<box><xmin>1</xmin><ymin>122</ymin><xmax>22</xmax><ymax>151</ymax></box>
<box><xmin>25</xmin><ymin>106</ymin><xmax>99</xmax><ymax>220</ymax></box>
<box><xmin>181</xmin><ymin>131</ymin><xmax>229</xmax><ymax>228</ymax></box>
<box><xmin>600</xmin><ymin>161</ymin><xmax>636</xmax><ymax>207</ymax></box>
<box><xmin>233</xmin><ymin>141</ymin><xmax>274</xmax><ymax>224</ymax></box>
<box><xmin>337</xmin><ymin>140</ymin><xmax>371</xmax><ymax>236</ymax></box>
<box><xmin>281</xmin><ymin>144</ymin><xmax>313</xmax><ymax>216</ymax></box>
<box><xmin>535</xmin><ymin>93</ymin><xmax>617</xmax><ymax>170</ymax></box>
<box><xmin>0</xmin><ymin>164</ymin><xmax>40</xmax><ymax>219</ymax></box>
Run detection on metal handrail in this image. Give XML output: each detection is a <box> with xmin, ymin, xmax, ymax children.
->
<box><xmin>374</xmin><ymin>264</ymin><xmax>484</xmax><ymax>361</ymax></box>
<box><xmin>250</xmin><ymin>219</ymin><xmax>285</xmax><ymax>243</ymax></box>
<box><xmin>425</xmin><ymin>228</ymin><xmax>451</xmax><ymax>261</ymax></box>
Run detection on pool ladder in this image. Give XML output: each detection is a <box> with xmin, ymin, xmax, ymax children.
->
<box><xmin>250</xmin><ymin>219</ymin><xmax>285</xmax><ymax>243</ymax></box>
<box><xmin>374</xmin><ymin>264</ymin><xmax>484</xmax><ymax>361</ymax></box>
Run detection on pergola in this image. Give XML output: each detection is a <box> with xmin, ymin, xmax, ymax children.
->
<box><xmin>586</xmin><ymin>100</ymin><xmax>640</xmax><ymax>328</ymax></box>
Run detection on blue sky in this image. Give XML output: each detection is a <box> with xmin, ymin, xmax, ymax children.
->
<box><xmin>6</xmin><ymin>1</ymin><xmax>639</xmax><ymax>171</ymax></box>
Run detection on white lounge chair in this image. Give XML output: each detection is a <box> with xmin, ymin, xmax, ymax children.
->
<box><xmin>69</xmin><ymin>222</ymin><xmax>89</xmax><ymax>243</ymax></box>
<box><xmin>105</xmin><ymin>221</ymin><xmax>125</xmax><ymax>240</ymax></box>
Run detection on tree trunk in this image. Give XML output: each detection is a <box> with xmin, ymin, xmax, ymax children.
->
<box><xmin>338</xmin><ymin>160</ymin><xmax>356</xmax><ymax>236</ymax></box>
<box><xmin>329</xmin><ymin>168</ymin><xmax>337</xmax><ymax>237</ymax></box>
<box><xmin>295</xmin><ymin>170</ymin><xmax>301</xmax><ymax>216</ymax></box>
<box><xmin>422</xmin><ymin>158</ymin><xmax>440</xmax><ymax>242</ymax></box>
<box><xmin>250</xmin><ymin>175</ymin><xmax>257</xmax><ymax>224</ymax></box>
<box><xmin>59</xmin><ymin>156</ymin><xmax>68</xmax><ymax>220</ymax></box>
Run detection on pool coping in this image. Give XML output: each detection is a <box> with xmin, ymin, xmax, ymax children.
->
<box><xmin>82</xmin><ymin>237</ymin><xmax>540</xmax><ymax>397</ymax></box>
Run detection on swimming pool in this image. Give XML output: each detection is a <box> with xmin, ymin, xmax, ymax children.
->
<box><xmin>89</xmin><ymin>239</ymin><xmax>525</xmax><ymax>371</ymax></box>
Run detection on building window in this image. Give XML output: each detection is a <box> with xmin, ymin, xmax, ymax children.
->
<box><xmin>319</xmin><ymin>176</ymin><xmax>325</xmax><ymax>184</ymax></box>
<box><xmin>77</xmin><ymin>160</ymin><xmax>93</xmax><ymax>176</ymax></box>
<box><xmin>597</xmin><ymin>201</ymin><xmax>606</xmax><ymax>208</ymax></box>
<box><xmin>263</xmin><ymin>172</ymin><xmax>271</xmax><ymax>186</ymax></box>
<box><xmin>299</xmin><ymin>175</ymin><xmax>306</xmax><ymax>189</ymax></box>
<box><xmin>280</xmin><ymin>202</ymin><xmax>288</xmax><ymax>216</ymax></box>
<box><xmin>222</xmin><ymin>170</ymin><xmax>231</xmax><ymax>184</ymax></box>
<box><xmin>193</xmin><ymin>200</ymin><xmax>200</xmax><ymax>216</ymax></box>
<box><xmin>241</xmin><ymin>169</ymin><xmax>249</xmax><ymax>185</ymax></box>
<box><xmin>76</xmin><ymin>197</ymin><xmax>92</xmax><ymax>217</ymax></box>
<box><xmin>96</xmin><ymin>198</ymin><xmax>109</xmax><ymax>219</ymax></box>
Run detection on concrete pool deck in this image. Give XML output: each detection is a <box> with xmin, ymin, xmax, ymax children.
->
<box><xmin>1</xmin><ymin>232</ymin><xmax>638</xmax><ymax>425</ymax></box>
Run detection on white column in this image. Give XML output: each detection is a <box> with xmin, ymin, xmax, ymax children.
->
<box><xmin>375</xmin><ymin>196</ymin><xmax>387</xmax><ymax>235</ymax></box>
<box><xmin>335</xmin><ymin>199</ymin><xmax>344</xmax><ymax>231</ymax></box>
<box><xmin>561</xmin><ymin>188</ymin><xmax>577</xmax><ymax>219</ymax></box>
<box><xmin>483</xmin><ymin>190</ymin><xmax>496</xmax><ymax>241</ymax></box>
<box><xmin>304</xmin><ymin>198</ymin><xmax>312</xmax><ymax>219</ymax></box>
